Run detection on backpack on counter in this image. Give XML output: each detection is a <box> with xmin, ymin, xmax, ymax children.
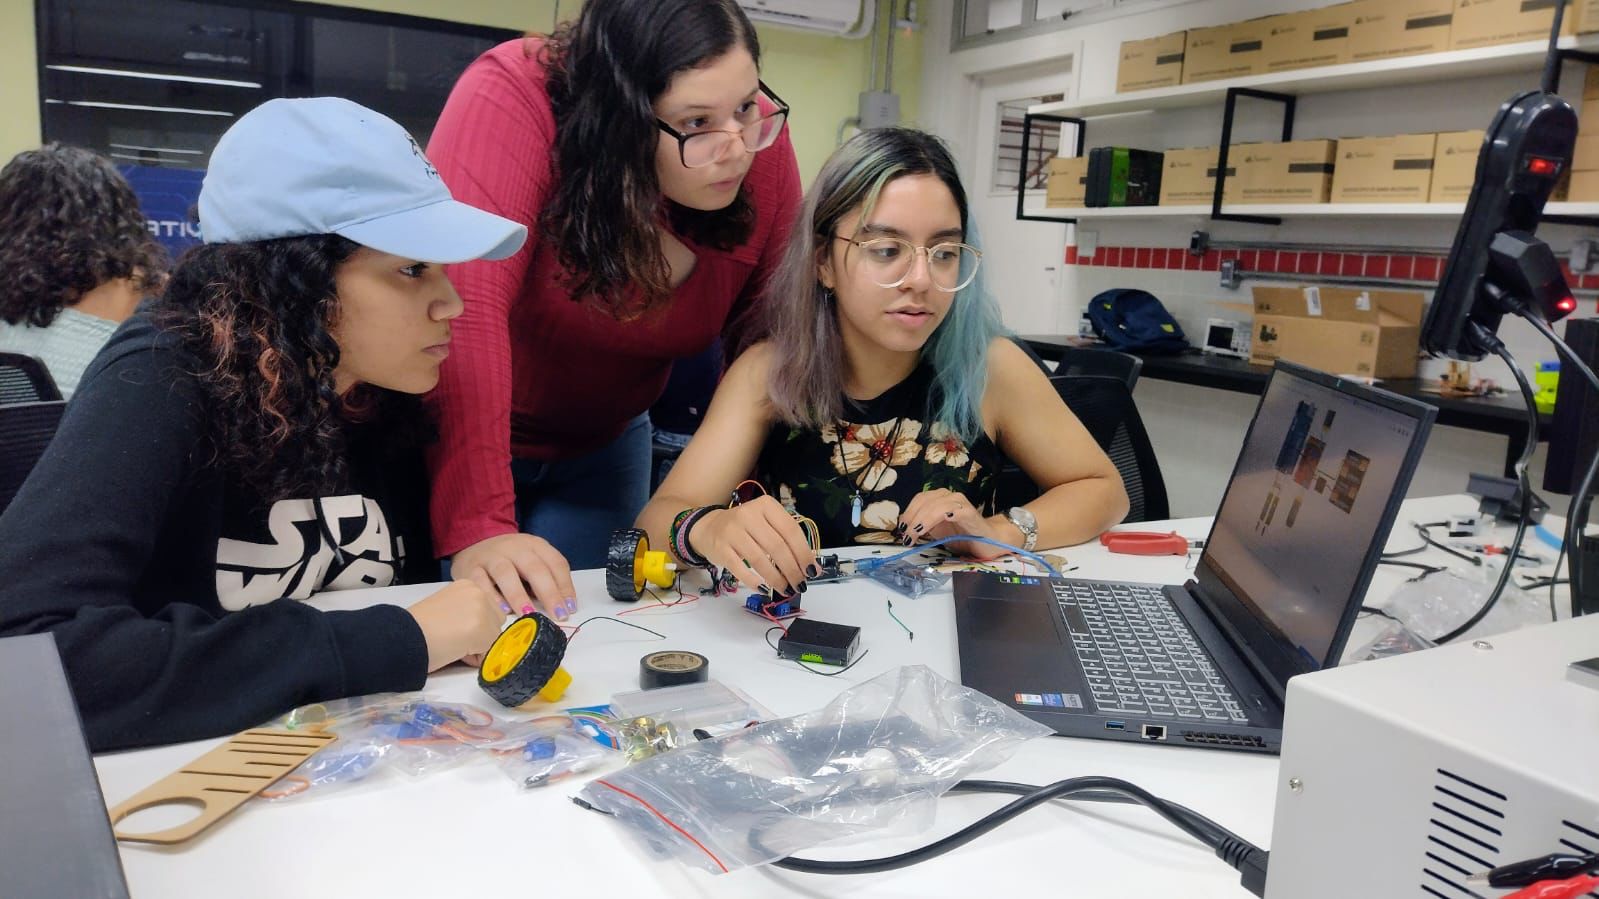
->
<box><xmin>1085</xmin><ymin>288</ymin><xmax>1189</xmax><ymax>354</ymax></box>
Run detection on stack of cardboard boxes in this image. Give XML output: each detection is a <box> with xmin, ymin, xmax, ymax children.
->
<box><xmin>1568</xmin><ymin>67</ymin><xmax>1599</xmax><ymax>202</ymax></box>
<box><xmin>1251</xmin><ymin>285</ymin><xmax>1426</xmax><ymax>379</ymax></box>
<box><xmin>1115</xmin><ymin>0</ymin><xmax>1599</xmax><ymax>92</ymax></box>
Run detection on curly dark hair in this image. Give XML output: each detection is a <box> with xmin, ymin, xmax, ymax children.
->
<box><xmin>0</xmin><ymin>143</ymin><xmax>168</xmax><ymax>327</ymax></box>
<box><xmin>152</xmin><ymin>235</ymin><xmax>429</xmax><ymax>501</ymax></box>
<box><xmin>539</xmin><ymin>0</ymin><xmax>759</xmax><ymax>318</ymax></box>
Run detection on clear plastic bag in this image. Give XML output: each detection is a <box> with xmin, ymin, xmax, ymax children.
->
<box><xmin>1348</xmin><ymin>617</ymin><xmax>1436</xmax><ymax>661</ymax></box>
<box><xmin>484</xmin><ymin>716</ymin><xmax>618</xmax><ymax>789</ymax></box>
<box><xmin>575</xmin><ymin>664</ymin><xmax>1051</xmax><ymax>874</ymax></box>
<box><xmin>1382</xmin><ymin>566</ymin><xmax>1552</xmax><ymax>642</ymax></box>
<box><xmin>266</xmin><ymin>694</ymin><xmax>511</xmax><ymax>800</ymax></box>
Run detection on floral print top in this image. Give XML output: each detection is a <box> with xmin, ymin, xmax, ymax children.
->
<box><xmin>755</xmin><ymin>362</ymin><xmax>1001</xmax><ymax>547</ymax></box>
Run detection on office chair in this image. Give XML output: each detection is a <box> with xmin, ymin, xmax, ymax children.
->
<box><xmin>0</xmin><ymin>353</ymin><xmax>62</xmax><ymax>406</ymax></box>
<box><xmin>1049</xmin><ymin>346</ymin><xmax>1142</xmax><ymax>390</ymax></box>
<box><xmin>0</xmin><ymin>400</ymin><xmax>67</xmax><ymax>515</ymax></box>
<box><xmin>992</xmin><ymin>374</ymin><xmax>1169</xmax><ymax>524</ymax></box>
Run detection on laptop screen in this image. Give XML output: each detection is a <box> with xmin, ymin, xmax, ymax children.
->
<box><xmin>1196</xmin><ymin>363</ymin><xmax>1433</xmax><ymax>684</ymax></box>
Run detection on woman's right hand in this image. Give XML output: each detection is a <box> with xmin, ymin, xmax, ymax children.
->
<box><xmin>406</xmin><ymin>580</ymin><xmax>508</xmax><ymax>672</ymax></box>
<box><xmin>688</xmin><ymin>497</ymin><xmax>817</xmax><ymax>596</ymax></box>
<box><xmin>450</xmin><ymin>533</ymin><xmax>577</xmax><ymax>621</ymax></box>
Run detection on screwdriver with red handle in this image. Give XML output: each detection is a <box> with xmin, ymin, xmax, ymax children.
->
<box><xmin>1099</xmin><ymin>531</ymin><xmax>1204</xmax><ymax>555</ymax></box>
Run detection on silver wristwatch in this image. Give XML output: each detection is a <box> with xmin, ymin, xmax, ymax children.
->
<box><xmin>1006</xmin><ymin>506</ymin><xmax>1038</xmax><ymax>552</ymax></box>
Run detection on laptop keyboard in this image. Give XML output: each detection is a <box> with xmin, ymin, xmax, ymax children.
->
<box><xmin>1052</xmin><ymin>580</ymin><xmax>1250</xmax><ymax>724</ymax></box>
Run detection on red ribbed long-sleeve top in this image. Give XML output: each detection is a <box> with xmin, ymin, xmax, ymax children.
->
<box><xmin>424</xmin><ymin>39</ymin><xmax>801</xmax><ymax>557</ymax></box>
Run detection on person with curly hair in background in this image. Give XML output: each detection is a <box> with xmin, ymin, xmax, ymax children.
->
<box><xmin>0</xmin><ymin>98</ymin><xmax>539</xmax><ymax>752</ymax></box>
<box><xmin>424</xmin><ymin>0</ymin><xmax>801</xmax><ymax>611</ymax></box>
<box><xmin>0</xmin><ymin>144</ymin><xmax>168</xmax><ymax>397</ymax></box>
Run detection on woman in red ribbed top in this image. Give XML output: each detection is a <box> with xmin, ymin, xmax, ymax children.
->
<box><xmin>425</xmin><ymin>0</ymin><xmax>801</xmax><ymax>618</ymax></box>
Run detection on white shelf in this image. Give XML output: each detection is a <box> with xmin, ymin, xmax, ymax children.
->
<box><xmin>1030</xmin><ymin>36</ymin><xmax>1599</xmax><ymax>120</ymax></box>
<box><xmin>1023</xmin><ymin>201</ymin><xmax>1599</xmax><ymax>221</ymax></box>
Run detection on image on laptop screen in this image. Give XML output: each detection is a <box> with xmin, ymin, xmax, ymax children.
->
<box><xmin>1202</xmin><ymin>368</ymin><xmax>1425</xmax><ymax>668</ymax></box>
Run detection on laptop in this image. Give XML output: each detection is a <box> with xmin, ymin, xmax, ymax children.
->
<box><xmin>954</xmin><ymin>362</ymin><xmax>1436</xmax><ymax>754</ymax></box>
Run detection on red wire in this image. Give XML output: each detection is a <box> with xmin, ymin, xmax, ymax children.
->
<box><xmin>594</xmin><ymin>779</ymin><xmax>729</xmax><ymax>874</ymax></box>
<box><xmin>1505</xmin><ymin>874</ymin><xmax>1599</xmax><ymax>899</ymax></box>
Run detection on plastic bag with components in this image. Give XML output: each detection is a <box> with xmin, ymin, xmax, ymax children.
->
<box><xmin>575</xmin><ymin>664</ymin><xmax>1051</xmax><ymax>873</ymax></box>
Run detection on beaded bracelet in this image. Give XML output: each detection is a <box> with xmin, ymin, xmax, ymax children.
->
<box><xmin>669</xmin><ymin>505</ymin><xmax>718</xmax><ymax>568</ymax></box>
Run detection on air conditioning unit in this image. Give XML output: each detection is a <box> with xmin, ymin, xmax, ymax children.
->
<box><xmin>738</xmin><ymin>0</ymin><xmax>863</xmax><ymax>35</ymax></box>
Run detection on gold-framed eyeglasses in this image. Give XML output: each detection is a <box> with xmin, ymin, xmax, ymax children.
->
<box><xmin>656</xmin><ymin>81</ymin><xmax>790</xmax><ymax>169</ymax></box>
<box><xmin>833</xmin><ymin>235</ymin><xmax>983</xmax><ymax>292</ymax></box>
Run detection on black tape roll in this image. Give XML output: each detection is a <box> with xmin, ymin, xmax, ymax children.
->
<box><xmin>639</xmin><ymin>650</ymin><xmax>709</xmax><ymax>689</ymax></box>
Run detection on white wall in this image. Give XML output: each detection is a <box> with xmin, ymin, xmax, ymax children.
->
<box><xmin>920</xmin><ymin>0</ymin><xmax>1591</xmax><ymax>517</ymax></box>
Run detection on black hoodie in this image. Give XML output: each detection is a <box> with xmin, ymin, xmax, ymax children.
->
<box><xmin>0</xmin><ymin>314</ymin><xmax>433</xmax><ymax>751</ymax></box>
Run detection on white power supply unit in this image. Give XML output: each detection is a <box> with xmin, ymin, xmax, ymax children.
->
<box><xmin>1266</xmin><ymin>614</ymin><xmax>1599</xmax><ymax>898</ymax></box>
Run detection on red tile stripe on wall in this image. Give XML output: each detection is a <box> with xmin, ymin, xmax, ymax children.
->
<box><xmin>1063</xmin><ymin>244</ymin><xmax>1599</xmax><ymax>295</ymax></box>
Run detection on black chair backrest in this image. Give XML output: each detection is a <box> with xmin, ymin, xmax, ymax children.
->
<box><xmin>1051</xmin><ymin>346</ymin><xmax>1142</xmax><ymax>390</ymax></box>
<box><xmin>0</xmin><ymin>401</ymin><xmax>67</xmax><ymax>516</ymax></box>
<box><xmin>991</xmin><ymin>374</ymin><xmax>1169</xmax><ymax>524</ymax></box>
<box><xmin>0</xmin><ymin>353</ymin><xmax>63</xmax><ymax>405</ymax></box>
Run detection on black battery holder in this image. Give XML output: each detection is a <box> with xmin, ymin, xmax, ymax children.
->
<box><xmin>776</xmin><ymin>618</ymin><xmax>861</xmax><ymax>667</ymax></box>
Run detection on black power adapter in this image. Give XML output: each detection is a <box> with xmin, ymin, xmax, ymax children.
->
<box><xmin>776</xmin><ymin>618</ymin><xmax>861</xmax><ymax>667</ymax></box>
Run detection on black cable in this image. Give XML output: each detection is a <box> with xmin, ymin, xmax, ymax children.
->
<box><xmin>564</xmin><ymin>616</ymin><xmax>667</xmax><ymax>642</ymax></box>
<box><xmin>766</xmin><ymin>777</ymin><xmax>1269</xmax><ymax>896</ymax></box>
<box><xmin>1360</xmin><ymin>605</ymin><xmax>1402</xmax><ymax>623</ymax></box>
<box><xmin>1520</xmin><ymin>312</ymin><xmax>1599</xmax><ymax>617</ymax></box>
<box><xmin>1381</xmin><ymin>542</ymin><xmax>1428</xmax><ymax>559</ymax></box>
<box><xmin>1434</xmin><ymin>340</ymin><xmax>1537</xmax><ymax>643</ymax></box>
<box><xmin>1413</xmin><ymin>522</ymin><xmax>1482</xmax><ymax>566</ymax></box>
<box><xmin>1378</xmin><ymin>559</ymin><xmax>1447</xmax><ymax>578</ymax></box>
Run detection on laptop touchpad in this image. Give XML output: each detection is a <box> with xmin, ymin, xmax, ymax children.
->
<box><xmin>962</xmin><ymin>597</ymin><xmax>1063</xmax><ymax>645</ymax></box>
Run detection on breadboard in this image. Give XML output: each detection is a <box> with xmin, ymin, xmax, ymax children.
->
<box><xmin>108</xmin><ymin>728</ymin><xmax>336</xmax><ymax>844</ymax></box>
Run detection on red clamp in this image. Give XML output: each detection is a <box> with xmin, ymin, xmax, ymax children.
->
<box><xmin>1099</xmin><ymin>531</ymin><xmax>1203</xmax><ymax>556</ymax></box>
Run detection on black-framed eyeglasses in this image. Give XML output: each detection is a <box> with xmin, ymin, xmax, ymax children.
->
<box><xmin>833</xmin><ymin>235</ymin><xmax>984</xmax><ymax>292</ymax></box>
<box><xmin>656</xmin><ymin>81</ymin><xmax>790</xmax><ymax>169</ymax></box>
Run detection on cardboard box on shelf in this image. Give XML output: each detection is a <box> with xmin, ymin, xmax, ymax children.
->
<box><xmin>1159</xmin><ymin>146</ymin><xmax>1238</xmax><ymax>205</ymax></box>
<box><xmin>1046</xmin><ymin>156</ymin><xmax>1089</xmax><ymax>208</ymax></box>
<box><xmin>1184</xmin><ymin>18</ymin><xmax>1270</xmax><ymax>83</ymax></box>
<box><xmin>1331</xmin><ymin>133</ymin><xmax>1438</xmax><ymax>203</ymax></box>
<box><xmin>1346</xmin><ymin>0</ymin><xmax>1453</xmax><ymax>61</ymax></box>
<box><xmin>1450</xmin><ymin>0</ymin><xmax>1574</xmax><ymax>50</ymax></box>
<box><xmin>1573</xmin><ymin>134</ymin><xmax>1599</xmax><ymax>172</ymax></box>
<box><xmin>1263</xmin><ymin>3</ymin><xmax>1358</xmax><ymax>72</ymax></box>
<box><xmin>1429</xmin><ymin>130</ymin><xmax>1486</xmax><ymax>202</ymax></box>
<box><xmin>1232</xmin><ymin>140</ymin><xmax>1339</xmax><ymax>204</ymax></box>
<box><xmin>1118</xmin><ymin>30</ymin><xmax>1187</xmax><ymax>92</ymax></box>
<box><xmin>1578</xmin><ymin>0</ymin><xmax>1599</xmax><ymax>32</ymax></box>
<box><xmin>1569</xmin><ymin>169</ymin><xmax>1599</xmax><ymax>201</ymax></box>
<box><xmin>1251</xmin><ymin>285</ymin><xmax>1424</xmax><ymax>379</ymax></box>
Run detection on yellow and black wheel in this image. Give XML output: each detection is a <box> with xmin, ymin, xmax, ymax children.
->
<box><xmin>477</xmin><ymin>612</ymin><xmax>572</xmax><ymax>708</ymax></box>
<box><xmin>606</xmin><ymin>528</ymin><xmax>677</xmax><ymax>602</ymax></box>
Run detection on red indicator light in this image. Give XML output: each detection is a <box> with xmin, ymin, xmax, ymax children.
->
<box><xmin>1557</xmin><ymin>296</ymin><xmax>1577</xmax><ymax>312</ymax></box>
<box><xmin>1526</xmin><ymin>156</ymin><xmax>1560</xmax><ymax>176</ymax></box>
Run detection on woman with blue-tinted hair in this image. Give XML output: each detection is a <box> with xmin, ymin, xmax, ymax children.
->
<box><xmin>635</xmin><ymin>127</ymin><xmax>1128</xmax><ymax>597</ymax></box>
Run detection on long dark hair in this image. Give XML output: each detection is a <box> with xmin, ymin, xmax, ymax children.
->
<box><xmin>539</xmin><ymin>0</ymin><xmax>760</xmax><ymax>317</ymax></box>
<box><xmin>152</xmin><ymin>236</ymin><xmax>427</xmax><ymax>501</ymax></box>
<box><xmin>0</xmin><ymin>143</ymin><xmax>167</xmax><ymax>327</ymax></box>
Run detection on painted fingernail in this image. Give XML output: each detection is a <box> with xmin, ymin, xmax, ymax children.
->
<box><xmin>913</xmin><ymin>523</ymin><xmax>924</xmax><ymax>533</ymax></box>
<box><xmin>945</xmin><ymin>511</ymin><xmax>955</xmax><ymax>518</ymax></box>
<box><xmin>894</xmin><ymin>523</ymin><xmax>905</xmax><ymax>534</ymax></box>
<box><xmin>498</xmin><ymin>599</ymin><xmax>513</xmax><ymax>614</ymax></box>
<box><xmin>554</xmin><ymin>607</ymin><xmax>569</xmax><ymax>621</ymax></box>
<box><xmin>798</xmin><ymin>582</ymin><xmax>808</xmax><ymax>593</ymax></box>
<box><xmin>563</xmin><ymin>597</ymin><xmax>577</xmax><ymax>615</ymax></box>
<box><xmin>520</xmin><ymin>604</ymin><xmax>535</xmax><ymax>616</ymax></box>
<box><xmin>807</xmin><ymin>564</ymin><xmax>821</xmax><ymax>577</ymax></box>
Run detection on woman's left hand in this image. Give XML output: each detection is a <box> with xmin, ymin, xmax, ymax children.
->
<box><xmin>896</xmin><ymin>488</ymin><xmax>1012</xmax><ymax>561</ymax></box>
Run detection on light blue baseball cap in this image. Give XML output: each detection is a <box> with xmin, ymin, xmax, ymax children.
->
<box><xmin>199</xmin><ymin>97</ymin><xmax>526</xmax><ymax>263</ymax></box>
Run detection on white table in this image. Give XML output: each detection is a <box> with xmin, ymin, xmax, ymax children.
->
<box><xmin>92</xmin><ymin>495</ymin><xmax>1567</xmax><ymax>898</ymax></box>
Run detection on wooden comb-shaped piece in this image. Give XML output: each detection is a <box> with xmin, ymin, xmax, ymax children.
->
<box><xmin>108</xmin><ymin>728</ymin><xmax>336</xmax><ymax>844</ymax></box>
